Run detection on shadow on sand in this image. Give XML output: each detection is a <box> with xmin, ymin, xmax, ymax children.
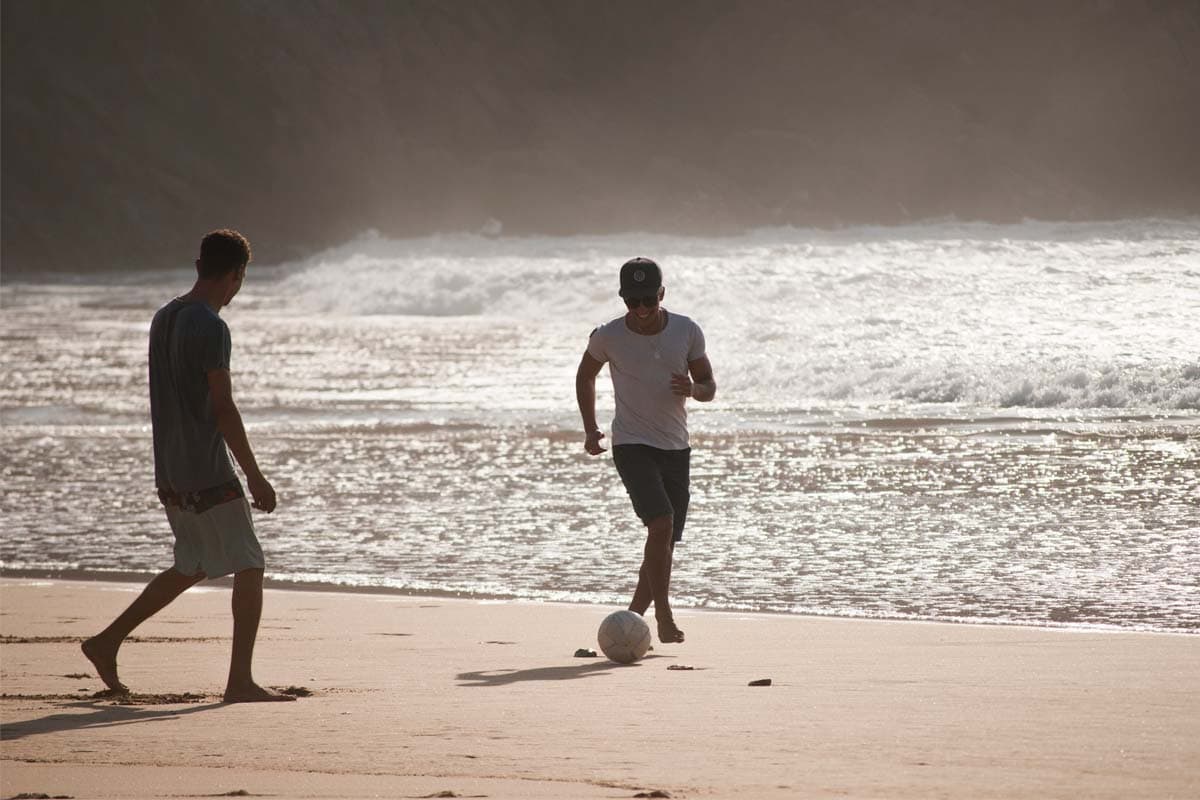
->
<box><xmin>1</xmin><ymin>697</ymin><xmax>225</xmax><ymax>741</ymax></box>
<box><xmin>456</xmin><ymin>654</ymin><xmax>667</xmax><ymax>687</ymax></box>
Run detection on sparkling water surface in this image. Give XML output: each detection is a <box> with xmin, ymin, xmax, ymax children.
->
<box><xmin>3</xmin><ymin>221</ymin><xmax>1198</xmax><ymax>631</ymax></box>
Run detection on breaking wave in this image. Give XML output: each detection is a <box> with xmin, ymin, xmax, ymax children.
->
<box><xmin>275</xmin><ymin>220</ymin><xmax>1200</xmax><ymax>411</ymax></box>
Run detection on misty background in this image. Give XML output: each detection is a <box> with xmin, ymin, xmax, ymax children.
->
<box><xmin>3</xmin><ymin>0</ymin><xmax>1199</xmax><ymax>273</ymax></box>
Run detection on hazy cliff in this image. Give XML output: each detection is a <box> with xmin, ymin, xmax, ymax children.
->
<box><xmin>3</xmin><ymin>0</ymin><xmax>1199</xmax><ymax>272</ymax></box>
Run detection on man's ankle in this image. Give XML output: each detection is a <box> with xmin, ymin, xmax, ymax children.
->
<box><xmin>85</xmin><ymin>632</ymin><xmax>120</xmax><ymax>648</ymax></box>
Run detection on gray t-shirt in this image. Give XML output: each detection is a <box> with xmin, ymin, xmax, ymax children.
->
<box><xmin>149</xmin><ymin>298</ymin><xmax>236</xmax><ymax>492</ymax></box>
<box><xmin>586</xmin><ymin>310</ymin><xmax>706</xmax><ymax>450</ymax></box>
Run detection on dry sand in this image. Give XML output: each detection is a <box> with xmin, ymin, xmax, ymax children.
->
<box><xmin>2</xmin><ymin>577</ymin><xmax>1197</xmax><ymax>799</ymax></box>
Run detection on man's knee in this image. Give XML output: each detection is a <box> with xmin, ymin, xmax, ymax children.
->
<box><xmin>167</xmin><ymin>567</ymin><xmax>206</xmax><ymax>584</ymax></box>
<box><xmin>645</xmin><ymin>515</ymin><xmax>674</xmax><ymax>540</ymax></box>
<box><xmin>233</xmin><ymin>567</ymin><xmax>264</xmax><ymax>585</ymax></box>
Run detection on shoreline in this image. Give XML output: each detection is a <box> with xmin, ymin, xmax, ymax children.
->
<box><xmin>4</xmin><ymin>568</ymin><xmax>1196</xmax><ymax>638</ymax></box>
<box><xmin>3</xmin><ymin>577</ymin><xmax>1198</xmax><ymax>799</ymax></box>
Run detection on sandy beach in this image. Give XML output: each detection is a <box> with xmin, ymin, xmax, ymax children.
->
<box><xmin>2</xmin><ymin>577</ymin><xmax>1197</xmax><ymax>799</ymax></box>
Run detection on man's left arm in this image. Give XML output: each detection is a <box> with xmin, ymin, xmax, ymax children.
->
<box><xmin>670</xmin><ymin>355</ymin><xmax>716</xmax><ymax>402</ymax></box>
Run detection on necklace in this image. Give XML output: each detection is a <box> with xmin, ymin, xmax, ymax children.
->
<box><xmin>628</xmin><ymin>309</ymin><xmax>665</xmax><ymax>358</ymax></box>
<box><xmin>651</xmin><ymin>309</ymin><xmax>665</xmax><ymax>359</ymax></box>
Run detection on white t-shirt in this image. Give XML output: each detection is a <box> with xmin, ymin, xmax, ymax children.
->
<box><xmin>586</xmin><ymin>310</ymin><xmax>706</xmax><ymax>450</ymax></box>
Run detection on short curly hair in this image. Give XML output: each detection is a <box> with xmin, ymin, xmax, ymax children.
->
<box><xmin>198</xmin><ymin>229</ymin><xmax>252</xmax><ymax>278</ymax></box>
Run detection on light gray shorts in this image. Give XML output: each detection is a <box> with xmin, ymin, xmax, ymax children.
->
<box><xmin>167</xmin><ymin>497</ymin><xmax>265</xmax><ymax>579</ymax></box>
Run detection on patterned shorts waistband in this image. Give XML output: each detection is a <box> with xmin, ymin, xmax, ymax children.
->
<box><xmin>158</xmin><ymin>479</ymin><xmax>244</xmax><ymax>514</ymax></box>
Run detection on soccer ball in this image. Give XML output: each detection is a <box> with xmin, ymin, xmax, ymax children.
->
<box><xmin>597</xmin><ymin>610</ymin><xmax>651</xmax><ymax>664</ymax></box>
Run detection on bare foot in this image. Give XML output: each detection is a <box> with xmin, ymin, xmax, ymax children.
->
<box><xmin>81</xmin><ymin>636</ymin><xmax>128</xmax><ymax>693</ymax></box>
<box><xmin>222</xmin><ymin>682</ymin><xmax>298</xmax><ymax>703</ymax></box>
<box><xmin>657</xmin><ymin>618</ymin><xmax>685</xmax><ymax>644</ymax></box>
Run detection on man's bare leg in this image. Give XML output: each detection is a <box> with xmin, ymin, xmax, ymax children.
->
<box><xmin>640</xmin><ymin>515</ymin><xmax>684</xmax><ymax>643</ymax></box>
<box><xmin>629</xmin><ymin>562</ymin><xmax>652</xmax><ymax>616</ymax></box>
<box><xmin>656</xmin><ymin>542</ymin><xmax>681</xmax><ymax>642</ymax></box>
<box><xmin>81</xmin><ymin>567</ymin><xmax>203</xmax><ymax>692</ymax></box>
<box><xmin>223</xmin><ymin>567</ymin><xmax>294</xmax><ymax>703</ymax></box>
<box><xmin>629</xmin><ymin>544</ymin><xmax>675</xmax><ymax>617</ymax></box>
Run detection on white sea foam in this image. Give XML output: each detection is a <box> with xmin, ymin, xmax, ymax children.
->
<box><xmin>275</xmin><ymin>220</ymin><xmax>1200</xmax><ymax>411</ymax></box>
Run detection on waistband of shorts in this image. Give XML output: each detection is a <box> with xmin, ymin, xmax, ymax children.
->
<box><xmin>158</xmin><ymin>478</ymin><xmax>244</xmax><ymax>514</ymax></box>
<box><xmin>612</xmin><ymin>443</ymin><xmax>692</xmax><ymax>454</ymax></box>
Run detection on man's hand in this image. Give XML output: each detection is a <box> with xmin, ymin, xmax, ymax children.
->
<box><xmin>576</xmin><ymin>352</ymin><xmax>607</xmax><ymax>456</ymax></box>
<box><xmin>684</xmin><ymin>356</ymin><xmax>716</xmax><ymax>402</ymax></box>
<box><xmin>209</xmin><ymin>368</ymin><xmax>278</xmax><ymax>509</ymax></box>
<box><xmin>671</xmin><ymin>372</ymin><xmax>693</xmax><ymax>397</ymax></box>
<box><xmin>585</xmin><ymin>429</ymin><xmax>607</xmax><ymax>455</ymax></box>
<box><xmin>247</xmin><ymin>472</ymin><xmax>277</xmax><ymax>513</ymax></box>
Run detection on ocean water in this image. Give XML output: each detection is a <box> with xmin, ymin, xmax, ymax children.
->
<box><xmin>2</xmin><ymin>220</ymin><xmax>1199</xmax><ymax>632</ymax></box>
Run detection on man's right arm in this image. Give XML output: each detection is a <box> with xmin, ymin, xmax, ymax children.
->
<box><xmin>208</xmin><ymin>368</ymin><xmax>276</xmax><ymax>512</ymax></box>
<box><xmin>575</xmin><ymin>351</ymin><xmax>607</xmax><ymax>455</ymax></box>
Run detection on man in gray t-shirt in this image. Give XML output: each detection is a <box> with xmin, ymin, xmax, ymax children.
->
<box><xmin>576</xmin><ymin>257</ymin><xmax>717</xmax><ymax>645</ymax></box>
<box><xmin>149</xmin><ymin>296</ymin><xmax>236</xmax><ymax>493</ymax></box>
<box><xmin>83</xmin><ymin>229</ymin><xmax>293</xmax><ymax>704</ymax></box>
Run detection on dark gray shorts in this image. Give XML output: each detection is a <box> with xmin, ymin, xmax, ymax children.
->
<box><xmin>612</xmin><ymin>444</ymin><xmax>691</xmax><ymax>542</ymax></box>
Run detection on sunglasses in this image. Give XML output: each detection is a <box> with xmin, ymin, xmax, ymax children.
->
<box><xmin>624</xmin><ymin>295</ymin><xmax>660</xmax><ymax>309</ymax></box>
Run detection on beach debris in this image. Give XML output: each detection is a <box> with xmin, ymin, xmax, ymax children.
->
<box><xmin>62</xmin><ymin>673</ymin><xmax>90</xmax><ymax>679</ymax></box>
<box><xmin>666</xmin><ymin>664</ymin><xmax>695</xmax><ymax>671</ymax></box>
<box><xmin>9</xmin><ymin>794</ymin><xmax>74</xmax><ymax>799</ymax></box>
<box><xmin>483</xmin><ymin>640</ymin><xmax>516</xmax><ymax>645</ymax></box>
<box><xmin>277</xmin><ymin>685</ymin><xmax>313</xmax><ymax>697</ymax></box>
<box><xmin>108</xmin><ymin>691</ymin><xmax>208</xmax><ymax>705</ymax></box>
<box><xmin>748</xmin><ymin>678</ymin><xmax>772</xmax><ymax>687</ymax></box>
<box><xmin>2</xmin><ymin>692</ymin><xmax>108</xmax><ymax>702</ymax></box>
<box><xmin>573</xmin><ymin>648</ymin><xmax>598</xmax><ymax>657</ymax></box>
<box><xmin>634</xmin><ymin>791</ymin><xmax>672</xmax><ymax>798</ymax></box>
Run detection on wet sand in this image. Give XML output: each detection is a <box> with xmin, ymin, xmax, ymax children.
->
<box><xmin>2</xmin><ymin>578</ymin><xmax>1197</xmax><ymax>799</ymax></box>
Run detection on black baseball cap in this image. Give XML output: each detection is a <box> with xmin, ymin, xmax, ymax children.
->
<box><xmin>619</xmin><ymin>257</ymin><xmax>662</xmax><ymax>298</ymax></box>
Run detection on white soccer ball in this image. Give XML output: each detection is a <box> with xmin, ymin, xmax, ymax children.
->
<box><xmin>597</xmin><ymin>610</ymin><xmax>651</xmax><ymax>664</ymax></box>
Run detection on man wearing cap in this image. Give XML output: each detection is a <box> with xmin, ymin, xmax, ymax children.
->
<box><xmin>575</xmin><ymin>257</ymin><xmax>716</xmax><ymax>644</ymax></box>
